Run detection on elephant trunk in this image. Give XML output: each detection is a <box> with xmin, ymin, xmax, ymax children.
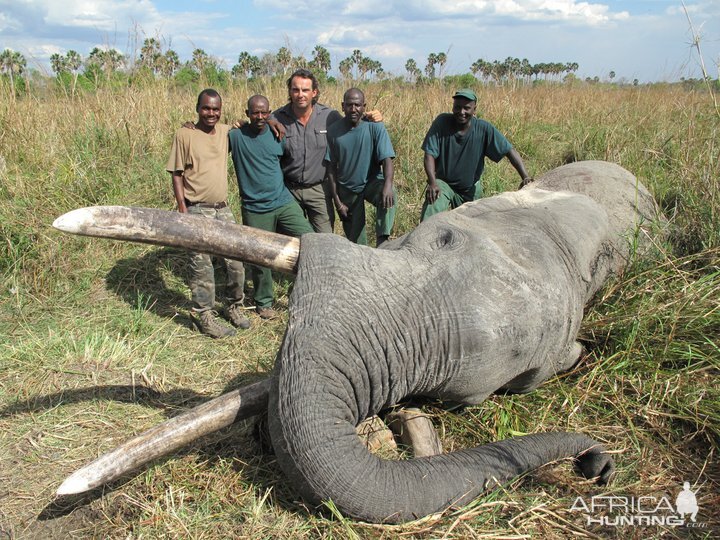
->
<box><xmin>270</xmin><ymin>377</ymin><xmax>612</xmax><ymax>523</ymax></box>
<box><xmin>269</xmin><ymin>372</ymin><xmax>613</xmax><ymax>523</ymax></box>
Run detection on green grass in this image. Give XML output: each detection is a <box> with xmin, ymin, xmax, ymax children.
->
<box><xmin>1</xmin><ymin>81</ymin><xmax>718</xmax><ymax>538</ymax></box>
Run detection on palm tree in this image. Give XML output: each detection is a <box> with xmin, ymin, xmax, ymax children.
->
<box><xmin>436</xmin><ymin>52</ymin><xmax>447</xmax><ymax>78</ymax></box>
<box><xmin>405</xmin><ymin>58</ymin><xmax>420</xmax><ymax>83</ymax></box>
<box><xmin>50</xmin><ymin>53</ymin><xmax>67</xmax><ymax>75</ymax></box>
<box><xmin>425</xmin><ymin>53</ymin><xmax>437</xmax><ymax>79</ymax></box>
<box><xmin>276</xmin><ymin>47</ymin><xmax>292</xmax><ymax>75</ymax></box>
<box><xmin>86</xmin><ymin>47</ymin><xmax>124</xmax><ymax>82</ymax></box>
<box><xmin>139</xmin><ymin>38</ymin><xmax>162</xmax><ymax>74</ymax></box>
<box><xmin>358</xmin><ymin>56</ymin><xmax>373</xmax><ymax>80</ymax></box>
<box><xmin>234</xmin><ymin>52</ymin><xmax>260</xmax><ymax>79</ymax></box>
<box><xmin>338</xmin><ymin>58</ymin><xmax>353</xmax><ymax>80</ymax></box>
<box><xmin>65</xmin><ymin>50</ymin><xmax>82</xmax><ymax>95</ymax></box>
<box><xmin>162</xmin><ymin>49</ymin><xmax>180</xmax><ymax>78</ymax></box>
<box><xmin>191</xmin><ymin>49</ymin><xmax>210</xmax><ymax>74</ymax></box>
<box><xmin>0</xmin><ymin>48</ymin><xmax>27</xmax><ymax>97</ymax></box>
<box><xmin>311</xmin><ymin>45</ymin><xmax>331</xmax><ymax>76</ymax></box>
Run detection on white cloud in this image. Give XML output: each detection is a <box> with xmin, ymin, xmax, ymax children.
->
<box><xmin>318</xmin><ymin>26</ymin><xmax>377</xmax><ymax>46</ymax></box>
<box><xmin>256</xmin><ymin>0</ymin><xmax>629</xmax><ymax>24</ymax></box>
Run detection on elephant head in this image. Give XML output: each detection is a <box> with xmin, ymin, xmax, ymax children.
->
<box><xmin>53</xmin><ymin>161</ymin><xmax>660</xmax><ymax>523</ymax></box>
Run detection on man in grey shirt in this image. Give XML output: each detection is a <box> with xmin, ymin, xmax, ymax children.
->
<box><xmin>272</xmin><ymin>69</ymin><xmax>381</xmax><ymax>233</ymax></box>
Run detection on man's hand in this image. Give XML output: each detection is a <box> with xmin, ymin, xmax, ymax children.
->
<box><xmin>231</xmin><ymin>119</ymin><xmax>245</xmax><ymax>129</ymax></box>
<box><xmin>268</xmin><ymin>118</ymin><xmax>286</xmax><ymax>140</ymax></box>
<box><xmin>518</xmin><ymin>177</ymin><xmax>534</xmax><ymax>189</ymax></box>
<box><xmin>426</xmin><ymin>181</ymin><xmax>440</xmax><ymax>203</ymax></box>
<box><xmin>364</xmin><ymin>110</ymin><xmax>383</xmax><ymax>122</ymax></box>
<box><xmin>334</xmin><ymin>198</ymin><xmax>350</xmax><ymax>222</ymax></box>
<box><xmin>382</xmin><ymin>183</ymin><xmax>395</xmax><ymax>209</ymax></box>
<box><xmin>182</xmin><ymin>121</ymin><xmax>195</xmax><ymax>129</ymax></box>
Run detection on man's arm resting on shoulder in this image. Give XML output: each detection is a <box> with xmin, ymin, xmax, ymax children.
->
<box><xmin>181</xmin><ymin>119</ymin><xmax>285</xmax><ymax>140</ymax></box>
<box><xmin>424</xmin><ymin>153</ymin><xmax>440</xmax><ymax>203</ymax></box>
<box><xmin>505</xmin><ymin>148</ymin><xmax>534</xmax><ymax>188</ymax></box>
<box><xmin>381</xmin><ymin>157</ymin><xmax>395</xmax><ymax>209</ymax></box>
<box><xmin>171</xmin><ymin>172</ymin><xmax>188</xmax><ymax>213</ymax></box>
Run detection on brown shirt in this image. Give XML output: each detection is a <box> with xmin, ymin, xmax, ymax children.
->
<box><xmin>166</xmin><ymin>123</ymin><xmax>230</xmax><ymax>203</ymax></box>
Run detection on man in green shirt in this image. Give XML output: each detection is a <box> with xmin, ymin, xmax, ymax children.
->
<box><xmin>229</xmin><ymin>95</ymin><xmax>313</xmax><ymax>319</ymax></box>
<box><xmin>325</xmin><ymin>88</ymin><xmax>396</xmax><ymax>246</ymax></box>
<box><xmin>420</xmin><ymin>89</ymin><xmax>533</xmax><ymax>221</ymax></box>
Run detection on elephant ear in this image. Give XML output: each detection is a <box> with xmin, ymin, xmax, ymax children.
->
<box><xmin>574</xmin><ymin>445</ymin><xmax>615</xmax><ymax>485</ymax></box>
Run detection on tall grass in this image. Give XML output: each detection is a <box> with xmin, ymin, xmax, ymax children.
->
<box><xmin>1</xmin><ymin>80</ymin><xmax>718</xmax><ymax>538</ymax></box>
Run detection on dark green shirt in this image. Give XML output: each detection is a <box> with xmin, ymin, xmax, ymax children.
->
<box><xmin>422</xmin><ymin>114</ymin><xmax>512</xmax><ymax>198</ymax></box>
<box><xmin>325</xmin><ymin>120</ymin><xmax>395</xmax><ymax>193</ymax></box>
<box><xmin>229</xmin><ymin>125</ymin><xmax>293</xmax><ymax>213</ymax></box>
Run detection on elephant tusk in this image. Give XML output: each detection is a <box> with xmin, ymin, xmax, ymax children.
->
<box><xmin>386</xmin><ymin>408</ymin><xmax>443</xmax><ymax>458</ymax></box>
<box><xmin>53</xmin><ymin>206</ymin><xmax>301</xmax><ymax>274</ymax></box>
<box><xmin>56</xmin><ymin>378</ymin><xmax>272</xmax><ymax>496</ymax></box>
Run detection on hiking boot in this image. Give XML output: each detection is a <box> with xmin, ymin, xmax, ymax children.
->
<box><xmin>191</xmin><ymin>310</ymin><xmax>236</xmax><ymax>339</ymax></box>
<box><xmin>225</xmin><ymin>302</ymin><xmax>251</xmax><ymax>329</ymax></box>
<box><xmin>255</xmin><ymin>306</ymin><xmax>278</xmax><ymax>320</ymax></box>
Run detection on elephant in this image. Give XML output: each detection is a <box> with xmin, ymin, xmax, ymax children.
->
<box><xmin>52</xmin><ymin>160</ymin><xmax>661</xmax><ymax>523</ymax></box>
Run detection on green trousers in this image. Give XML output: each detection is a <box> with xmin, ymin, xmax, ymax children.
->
<box><xmin>420</xmin><ymin>179</ymin><xmax>482</xmax><ymax>222</ymax></box>
<box><xmin>337</xmin><ymin>178</ymin><xmax>396</xmax><ymax>246</ymax></box>
<box><xmin>241</xmin><ymin>201</ymin><xmax>313</xmax><ymax>308</ymax></box>
<box><xmin>287</xmin><ymin>181</ymin><xmax>335</xmax><ymax>234</ymax></box>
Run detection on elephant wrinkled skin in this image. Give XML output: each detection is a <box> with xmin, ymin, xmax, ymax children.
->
<box><xmin>53</xmin><ymin>161</ymin><xmax>660</xmax><ymax>523</ymax></box>
<box><xmin>269</xmin><ymin>161</ymin><xmax>658</xmax><ymax>522</ymax></box>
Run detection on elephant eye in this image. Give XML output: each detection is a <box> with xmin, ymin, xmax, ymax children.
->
<box><xmin>434</xmin><ymin>227</ymin><xmax>465</xmax><ymax>250</ymax></box>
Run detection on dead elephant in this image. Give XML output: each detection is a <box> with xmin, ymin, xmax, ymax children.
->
<box><xmin>53</xmin><ymin>160</ymin><xmax>661</xmax><ymax>523</ymax></box>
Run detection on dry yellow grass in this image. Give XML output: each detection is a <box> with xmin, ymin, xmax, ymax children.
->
<box><xmin>0</xmin><ymin>79</ymin><xmax>718</xmax><ymax>538</ymax></box>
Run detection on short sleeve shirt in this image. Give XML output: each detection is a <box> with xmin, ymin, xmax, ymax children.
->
<box><xmin>229</xmin><ymin>125</ymin><xmax>294</xmax><ymax>213</ymax></box>
<box><xmin>422</xmin><ymin>114</ymin><xmax>512</xmax><ymax>198</ymax></box>
<box><xmin>271</xmin><ymin>103</ymin><xmax>343</xmax><ymax>187</ymax></box>
<box><xmin>324</xmin><ymin>120</ymin><xmax>395</xmax><ymax>193</ymax></box>
<box><xmin>166</xmin><ymin>123</ymin><xmax>230</xmax><ymax>204</ymax></box>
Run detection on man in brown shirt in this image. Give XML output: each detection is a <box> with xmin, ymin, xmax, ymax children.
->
<box><xmin>167</xmin><ymin>88</ymin><xmax>250</xmax><ymax>338</ymax></box>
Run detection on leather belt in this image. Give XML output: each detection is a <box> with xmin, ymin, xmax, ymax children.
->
<box><xmin>186</xmin><ymin>200</ymin><xmax>227</xmax><ymax>209</ymax></box>
<box><xmin>286</xmin><ymin>181</ymin><xmax>323</xmax><ymax>190</ymax></box>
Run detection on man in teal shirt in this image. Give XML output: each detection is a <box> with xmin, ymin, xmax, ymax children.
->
<box><xmin>420</xmin><ymin>89</ymin><xmax>533</xmax><ymax>221</ymax></box>
<box><xmin>229</xmin><ymin>95</ymin><xmax>313</xmax><ymax>319</ymax></box>
<box><xmin>325</xmin><ymin>88</ymin><xmax>396</xmax><ymax>246</ymax></box>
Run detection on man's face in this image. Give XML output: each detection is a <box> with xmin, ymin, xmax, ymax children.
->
<box><xmin>289</xmin><ymin>76</ymin><xmax>317</xmax><ymax>110</ymax></box>
<box><xmin>452</xmin><ymin>97</ymin><xmax>476</xmax><ymax>127</ymax></box>
<box><xmin>197</xmin><ymin>94</ymin><xmax>222</xmax><ymax>129</ymax></box>
<box><xmin>342</xmin><ymin>92</ymin><xmax>365</xmax><ymax>126</ymax></box>
<box><xmin>246</xmin><ymin>98</ymin><xmax>271</xmax><ymax>131</ymax></box>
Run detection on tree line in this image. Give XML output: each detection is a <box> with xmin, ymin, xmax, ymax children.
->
<box><xmin>3</xmin><ymin>42</ymin><xmax>717</xmax><ymax>96</ymax></box>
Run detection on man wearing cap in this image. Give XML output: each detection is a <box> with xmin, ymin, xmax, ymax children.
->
<box><xmin>420</xmin><ymin>89</ymin><xmax>533</xmax><ymax>221</ymax></box>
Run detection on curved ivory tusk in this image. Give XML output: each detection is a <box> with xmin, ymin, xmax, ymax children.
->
<box><xmin>53</xmin><ymin>206</ymin><xmax>301</xmax><ymax>274</ymax></box>
<box><xmin>57</xmin><ymin>378</ymin><xmax>272</xmax><ymax>496</ymax></box>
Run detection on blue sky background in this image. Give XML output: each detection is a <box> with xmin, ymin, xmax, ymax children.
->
<box><xmin>0</xmin><ymin>0</ymin><xmax>718</xmax><ymax>82</ymax></box>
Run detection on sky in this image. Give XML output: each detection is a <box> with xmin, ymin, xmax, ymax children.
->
<box><xmin>0</xmin><ymin>0</ymin><xmax>718</xmax><ymax>83</ymax></box>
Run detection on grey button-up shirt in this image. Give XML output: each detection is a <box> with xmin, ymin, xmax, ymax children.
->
<box><xmin>272</xmin><ymin>102</ymin><xmax>343</xmax><ymax>188</ymax></box>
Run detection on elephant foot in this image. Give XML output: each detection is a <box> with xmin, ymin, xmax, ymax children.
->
<box><xmin>386</xmin><ymin>408</ymin><xmax>442</xmax><ymax>458</ymax></box>
<box><xmin>357</xmin><ymin>416</ymin><xmax>398</xmax><ymax>455</ymax></box>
